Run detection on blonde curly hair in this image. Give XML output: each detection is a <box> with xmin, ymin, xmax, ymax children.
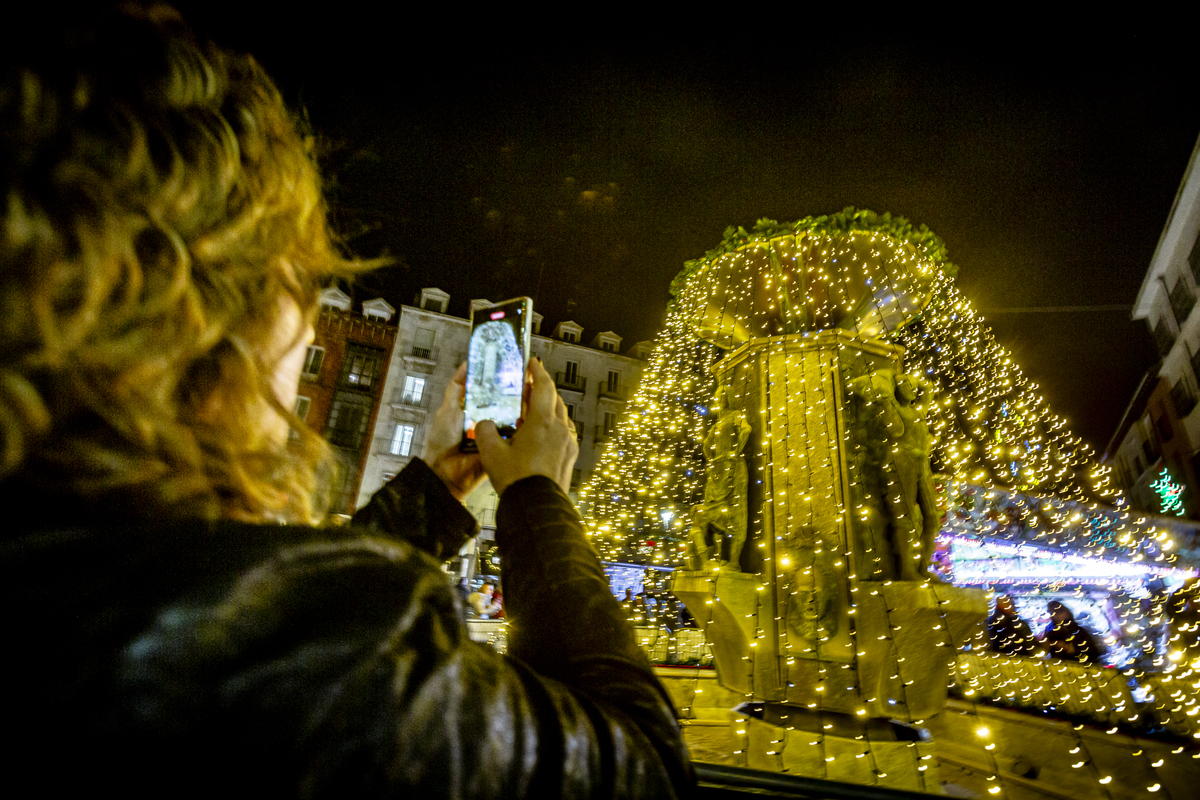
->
<box><xmin>0</xmin><ymin>5</ymin><xmax>369</xmax><ymax>524</ymax></box>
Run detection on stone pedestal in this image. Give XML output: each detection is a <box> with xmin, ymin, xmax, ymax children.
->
<box><xmin>740</xmin><ymin>707</ymin><xmax>940</xmax><ymax>792</ymax></box>
<box><xmin>853</xmin><ymin>581</ymin><xmax>986</xmax><ymax>720</ymax></box>
<box><xmin>672</xmin><ymin>568</ymin><xmax>778</xmax><ymax>698</ymax></box>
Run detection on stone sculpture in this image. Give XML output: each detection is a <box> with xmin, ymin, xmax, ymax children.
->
<box><xmin>685</xmin><ymin>503</ymin><xmax>715</xmax><ymax>569</ymax></box>
<box><xmin>702</xmin><ymin>384</ymin><xmax>752</xmax><ymax>571</ymax></box>
<box><xmin>848</xmin><ymin>369</ymin><xmax>939</xmax><ymax>581</ymax></box>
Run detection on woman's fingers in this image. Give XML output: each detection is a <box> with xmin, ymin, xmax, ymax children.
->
<box><xmin>526</xmin><ymin>358</ymin><xmax>557</xmax><ymax>421</ymax></box>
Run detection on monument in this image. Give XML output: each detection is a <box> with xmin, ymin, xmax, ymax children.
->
<box><xmin>670</xmin><ymin>225</ymin><xmax>987</xmax><ymax>789</ymax></box>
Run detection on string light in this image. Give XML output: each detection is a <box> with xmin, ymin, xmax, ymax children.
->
<box><xmin>574</xmin><ymin>209</ymin><xmax>1200</xmax><ymax>789</ymax></box>
<box><xmin>1151</xmin><ymin>468</ymin><xmax>1186</xmax><ymax>516</ymax></box>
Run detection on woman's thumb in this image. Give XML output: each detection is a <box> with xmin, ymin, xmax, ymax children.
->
<box><xmin>474</xmin><ymin>419</ymin><xmax>503</xmax><ymax>459</ymax></box>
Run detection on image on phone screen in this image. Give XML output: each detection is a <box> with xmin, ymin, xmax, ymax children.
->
<box><xmin>462</xmin><ymin>298</ymin><xmax>531</xmax><ymax>448</ymax></box>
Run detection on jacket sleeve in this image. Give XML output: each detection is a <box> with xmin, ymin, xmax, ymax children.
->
<box><xmin>350</xmin><ymin>456</ymin><xmax>479</xmax><ymax>561</ymax></box>
<box><xmin>292</xmin><ymin>476</ymin><xmax>694</xmax><ymax>797</ymax></box>
<box><xmin>492</xmin><ymin>475</ymin><xmax>695</xmax><ymax>798</ymax></box>
<box><xmin>116</xmin><ymin>471</ymin><xmax>692</xmax><ymax>797</ymax></box>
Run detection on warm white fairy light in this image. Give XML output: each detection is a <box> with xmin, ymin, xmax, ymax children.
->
<box><xmin>576</xmin><ymin>210</ymin><xmax>1200</xmax><ymax>786</ymax></box>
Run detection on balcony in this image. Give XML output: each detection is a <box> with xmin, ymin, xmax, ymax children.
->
<box><xmin>374</xmin><ymin>433</ymin><xmax>423</xmax><ymax>458</ymax></box>
<box><xmin>405</xmin><ymin>345</ymin><xmax>439</xmax><ymax>362</ymax></box>
<box><xmin>594</xmin><ymin>424</ymin><xmax>614</xmax><ymax>443</ymax></box>
<box><xmin>403</xmin><ymin>345</ymin><xmax>439</xmax><ymax>374</ymax></box>
<box><xmin>555</xmin><ymin>372</ymin><xmax>587</xmax><ymax>393</ymax></box>
<box><xmin>392</xmin><ymin>391</ymin><xmax>432</xmax><ymax>411</ymax></box>
<box><xmin>598</xmin><ymin>383</ymin><xmax>628</xmax><ymax>401</ymax></box>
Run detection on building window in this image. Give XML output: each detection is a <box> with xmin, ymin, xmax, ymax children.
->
<box><xmin>603</xmin><ymin>411</ymin><xmax>616</xmax><ymax>434</ymax></box>
<box><xmin>412</xmin><ymin>328</ymin><xmax>435</xmax><ymax>359</ymax></box>
<box><xmin>565</xmin><ymin>403</ymin><xmax>576</xmax><ymax>420</ymax></box>
<box><xmin>1190</xmin><ymin>232</ymin><xmax>1200</xmax><ymax>285</ymax></box>
<box><xmin>302</xmin><ymin>346</ymin><xmax>324</xmax><ymax>379</ymax></box>
<box><xmin>564</xmin><ymin>360</ymin><xmax>579</xmax><ymax>385</ymax></box>
<box><xmin>1142</xmin><ymin>414</ymin><xmax>1160</xmax><ymax>463</ymax></box>
<box><xmin>289</xmin><ymin>396</ymin><xmax>311</xmax><ymax>441</ymax></box>
<box><xmin>563</xmin><ymin>331</ymin><xmax>577</xmax><ymax>343</ymax></box>
<box><xmin>571</xmin><ymin>468</ymin><xmax>582</xmax><ymax>488</ymax></box>
<box><xmin>1171</xmin><ymin>378</ymin><xmax>1198</xmax><ymax>418</ymax></box>
<box><xmin>1169</xmin><ymin>277</ymin><xmax>1195</xmax><ymax>327</ymax></box>
<box><xmin>402</xmin><ymin>375</ymin><xmax>425</xmax><ymax>405</ymax></box>
<box><xmin>325</xmin><ymin>392</ymin><xmax>373</xmax><ymax>449</ymax></box>
<box><xmin>1191</xmin><ymin>346</ymin><xmax>1200</xmax><ymax>387</ymax></box>
<box><xmin>341</xmin><ymin>344</ymin><xmax>383</xmax><ymax>390</ymax></box>
<box><xmin>293</xmin><ymin>396</ymin><xmax>311</xmax><ymax>422</ymax></box>
<box><xmin>390</xmin><ymin>424</ymin><xmax>415</xmax><ymax>456</ymax></box>
<box><xmin>606</xmin><ymin>370</ymin><xmax>620</xmax><ymax>393</ymax></box>
<box><xmin>1155</xmin><ymin>413</ymin><xmax>1174</xmax><ymax>444</ymax></box>
<box><xmin>1153</xmin><ymin>317</ymin><xmax>1175</xmax><ymax>357</ymax></box>
<box><xmin>602</xmin><ymin>341</ymin><xmax>615</xmax><ymax>352</ymax></box>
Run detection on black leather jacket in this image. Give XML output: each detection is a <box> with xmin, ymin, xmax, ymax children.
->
<box><xmin>3</xmin><ymin>459</ymin><xmax>693</xmax><ymax>797</ymax></box>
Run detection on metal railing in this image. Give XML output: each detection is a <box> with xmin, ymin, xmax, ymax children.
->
<box><xmin>407</xmin><ymin>345</ymin><xmax>439</xmax><ymax>361</ymax></box>
<box><xmin>598</xmin><ymin>383</ymin><xmax>627</xmax><ymax>400</ymax></box>
<box><xmin>373</xmin><ymin>433</ymin><xmax>425</xmax><ymax>458</ymax></box>
<box><xmin>555</xmin><ymin>372</ymin><xmax>587</xmax><ymax>393</ymax></box>
<box><xmin>392</xmin><ymin>392</ymin><xmax>432</xmax><ymax>409</ymax></box>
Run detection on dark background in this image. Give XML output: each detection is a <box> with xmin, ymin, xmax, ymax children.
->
<box><xmin>175</xmin><ymin>8</ymin><xmax>1199</xmax><ymax>455</ymax></box>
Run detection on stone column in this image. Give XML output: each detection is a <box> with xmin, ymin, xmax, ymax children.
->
<box><xmin>672</xmin><ymin>330</ymin><xmax>985</xmax><ymax>721</ymax></box>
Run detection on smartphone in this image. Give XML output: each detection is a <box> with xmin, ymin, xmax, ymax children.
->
<box><xmin>461</xmin><ymin>297</ymin><xmax>533</xmax><ymax>451</ymax></box>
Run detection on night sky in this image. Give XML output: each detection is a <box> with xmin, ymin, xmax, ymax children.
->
<box><xmin>179</xmin><ymin>7</ymin><xmax>1199</xmax><ymax>454</ymax></box>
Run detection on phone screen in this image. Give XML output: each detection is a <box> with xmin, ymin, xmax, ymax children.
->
<box><xmin>462</xmin><ymin>297</ymin><xmax>532</xmax><ymax>450</ymax></box>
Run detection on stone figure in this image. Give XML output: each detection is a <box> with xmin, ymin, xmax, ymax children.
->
<box><xmin>685</xmin><ymin>503</ymin><xmax>716</xmax><ymax>569</ymax></box>
<box><xmin>848</xmin><ymin>369</ymin><xmax>939</xmax><ymax>581</ymax></box>
<box><xmin>702</xmin><ymin>384</ymin><xmax>752</xmax><ymax>571</ymax></box>
<box><xmin>784</xmin><ymin>531</ymin><xmax>841</xmax><ymax>642</ymax></box>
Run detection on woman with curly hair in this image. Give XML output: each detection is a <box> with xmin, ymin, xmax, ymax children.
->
<box><xmin>0</xmin><ymin>6</ymin><xmax>691</xmax><ymax>797</ymax></box>
<box><xmin>0</xmin><ymin>4</ymin><xmax>359</xmax><ymax>524</ymax></box>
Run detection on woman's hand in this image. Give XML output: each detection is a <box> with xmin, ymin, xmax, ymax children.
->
<box><xmin>420</xmin><ymin>363</ymin><xmax>486</xmax><ymax>502</ymax></box>
<box><xmin>476</xmin><ymin>358</ymin><xmax>578</xmax><ymax>496</ymax></box>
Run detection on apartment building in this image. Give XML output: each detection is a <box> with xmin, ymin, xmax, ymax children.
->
<box><xmin>295</xmin><ymin>288</ymin><xmax>397</xmax><ymax>515</ymax></box>
<box><xmin>1107</xmin><ymin>134</ymin><xmax>1200</xmax><ymax>516</ymax></box>
<box><xmin>356</xmin><ymin>288</ymin><xmax>650</xmax><ymax>574</ymax></box>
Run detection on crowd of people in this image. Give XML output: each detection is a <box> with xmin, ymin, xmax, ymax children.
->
<box><xmin>619</xmin><ymin>579</ymin><xmax>700</xmax><ymax>631</ymax></box>
<box><xmin>987</xmin><ymin>596</ymin><xmax>1107</xmax><ymax>664</ymax></box>
<box><xmin>465</xmin><ymin>579</ymin><xmax>505</xmax><ymax>619</ymax></box>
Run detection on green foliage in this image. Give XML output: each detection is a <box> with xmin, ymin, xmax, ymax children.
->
<box><xmin>669</xmin><ymin>207</ymin><xmax>960</xmax><ymax>300</ymax></box>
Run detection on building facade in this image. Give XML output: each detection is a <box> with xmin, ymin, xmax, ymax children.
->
<box><xmin>356</xmin><ymin>288</ymin><xmax>650</xmax><ymax>577</ymax></box>
<box><xmin>296</xmin><ymin>288</ymin><xmax>397</xmax><ymax>516</ymax></box>
<box><xmin>1107</xmin><ymin>134</ymin><xmax>1200</xmax><ymax>517</ymax></box>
